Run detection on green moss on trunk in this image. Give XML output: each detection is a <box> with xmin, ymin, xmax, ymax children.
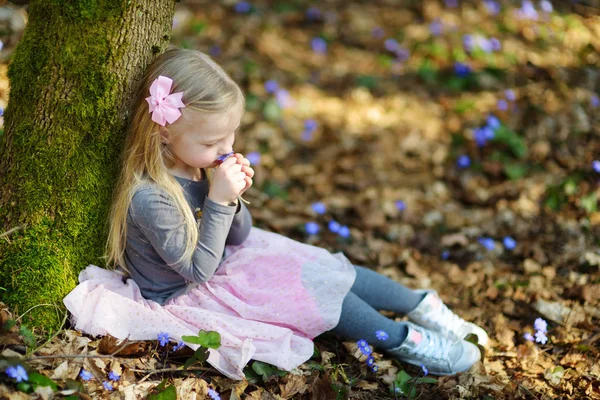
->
<box><xmin>0</xmin><ymin>0</ymin><xmax>176</xmax><ymax>332</ymax></box>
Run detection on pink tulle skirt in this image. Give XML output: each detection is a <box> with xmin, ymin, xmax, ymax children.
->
<box><xmin>63</xmin><ymin>228</ymin><xmax>356</xmax><ymax>379</ymax></box>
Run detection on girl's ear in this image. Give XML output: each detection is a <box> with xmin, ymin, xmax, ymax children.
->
<box><xmin>159</xmin><ymin>126</ymin><xmax>171</xmax><ymax>144</ymax></box>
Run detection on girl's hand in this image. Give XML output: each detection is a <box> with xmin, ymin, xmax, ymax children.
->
<box><xmin>234</xmin><ymin>153</ymin><xmax>254</xmax><ymax>195</ymax></box>
<box><xmin>208</xmin><ymin>156</ymin><xmax>247</xmax><ymax>205</ymax></box>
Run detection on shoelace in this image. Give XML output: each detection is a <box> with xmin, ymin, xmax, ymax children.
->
<box><xmin>410</xmin><ymin>327</ymin><xmax>452</xmax><ymax>362</ymax></box>
<box><xmin>432</xmin><ymin>302</ymin><xmax>467</xmax><ymax>333</ymax></box>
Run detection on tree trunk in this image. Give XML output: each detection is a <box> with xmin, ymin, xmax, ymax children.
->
<box><xmin>0</xmin><ymin>0</ymin><xmax>176</xmax><ymax>332</ymax></box>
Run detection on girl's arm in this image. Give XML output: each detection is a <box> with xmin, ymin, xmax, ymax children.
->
<box><xmin>226</xmin><ymin>201</ymin><xmax>252</xmax><ymax>245</ymax></box>
<box><xmin>130</xmin><ymin>186</ymin><xmax>237</xmax><ymax>283</ymax></box>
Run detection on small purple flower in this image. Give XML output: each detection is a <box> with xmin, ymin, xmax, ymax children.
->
<box><xmin>359</xmin><ymin>345</ymin><xmax>372</xmax><ymax>356</ymax></box>
<box><xmin>0</xmin><ymin>107</ymin><xmax>4</xmax><ymax>117</ymax></box>
<box><xmin>301</xmin><ymin>130</ymin><xmax>313</xmax><ymax>141</ymax></box>
<box><xmin>108</xmin><ymin>371</ymin><xmax>120</xmax><ymax>382</ymax></box>
<box><xmin>209</xmin><ymin>45</ymin><xmax>221</xmax><ymax>57</ymax></box>
<box><xmin>357</xmin><ymin>339</ymin><xmax>368</xmax><ymax>349</ymax></box>
<box><xmin>371</xmin><ymin>365</ymin><xmax>379</xmax><ymax>372</ymax></box>
<box><xmin>505</xmin><ymin>89</ymin><xmax>516</xmax><ymax>102</ymax></box>
<box><xmin>456</xmin><ymin>155</ymin><xmax>471</xmax><ymax>168</ymax></box>
<box><xmin>592</xmin><ymin>95</ymin><xmax>599</xmax><ymax>108</ymax></box>
<box><xmin>474</xmin><ymin>128</ymin><xmax>489</xmax><ymax>147</ymax></box>
<box><xmin>246</xmin><ymin>151</ymin><xmax>261</xmax><ymax>166</ymax></box>
<box><xmin>454</xmin><ymin>62</ymin><xmax>471</xmax><ymax>77</ymax></box>
<box><xmin>208</xmin><ymin>388</ymin><xmax>221</xmax><ymax>400</ymax></box>
<box><xmin>517</xmin><ymin>0</ymin><xmax>538</xmax><ymax>20</ymax></box>
<box><xmin>534</xmin><ymin>330</ymin><xmax>548</xmax><ymax>344</ymax></box>
<box><xmin>478</xmin><ymin>237</ymin><xmax>496</xmax><ymax>251</ymax></box>
<box><xmin>372</xmin><ymin>26</ymin><xmax>385</xmax><ymax>39</ymax></box>
<box><xmin>306</xmin><ymin>7</ymin><xmax>321</xmax><ymax>21</ymax></box>
<box><xmin>444</xmin><ymin>0</ymin><xmax>458</xmax><ymax>8</ymax></box>
<box><xmin>172</xmin><ymin>340</ymin><xmax>185</xmax><ymax>352</ymax></box>
<box><xmin>103</xmin><ymin>381</ymin><xmax>114</xmax><ymax>391</ymax></box>
<box><xmin>79</xmin><ymin>369</ymin><xmax>93</xmax><ymax>381</ymax></box>
<box><xmin>275</xmin><ymin>89</ymin><xmax>294</xmax><ymax>109</ymax></box>
<box><xmin>311</xmin><ymin>202</ymin><xmax>326</xmax><ymax>215</ymax></box>
<box><xmin>328</xmin><ymin>220</ymin><xmax>341</xmax><ymax>233</ymax></box>
<box><xmin>384</xmin><ymin>38</ymin><xmax>399</xmax><ymax>52</ymax></box>
<box><xmin>484</xmin><ymin>0</ymin><xmax>500</xmax><ymax>15</ymax></box>
<box><xmin>264</xmin><ymin>80</ymin><xmax>279</xmax><ymax>94</ymax></box>
<box><xmin>311</xmin><ymin>37</ymin><xmax>327</xmax><ymax>54</ymax></box>
<box><xmin>305</xmin><ymin>222</ymin><xmax>320</xmax><ymax>235</ymax></box>
<box><xmin>524</xmin><ymin>332</ymin><xmax>534</xmax><ymax>341</ymax></box>
<box><xmin>421</xmin><ymin>364</ymin><xmax>429</xmax><ymax>376</ymax></box>
<box><xmin>5</xmin><ymin>365</ymin><xmax>28</xmax><ymax>383</ymax></box>
<box><xmin>540</xmin><ymin>0</ymin><xmax>553</xmax><ymax>13</ymax></box>
<box><xmin>157</xmin><ymin>332</ymin><xmax>170</xmax><ymax>347</ymax></box>
<box><xmin>487</xmin><ymin>115</ymin><xmax>501</xmax><ymax>130</ymax></box>
<box><xmin>490</xmin><ymin>37</ymin><xmax>501</xmax><ymax>51</ymax></box>
<box><xmin>395</xmin><ymin>200</ymin><xmax>406</xmax><ymax>211</ymax></box>
<box><xmin>375</xmin><ymin>330</ymin><xmax>389</xmax><ymax>341</ymax></box>
<box><xmin>462</xmin><ymin>34</ymin><xmax>474</xmax><ymax>52</ymax></box>
<box><xmin>534</xmin><ymin>318</ymin><xmax>548</xmax><ymax>333</ymax></box>
<box><xmin>234</xmin><ymin>1</ymin><xmax>251</xmax><ymax>14</ymax></box>
<box><xmin>366</xmin><ymin>356</ymin><xmax>375</xmax><ymax>366</ymax></box>
<box><xmin>593</xmin><ymin>160</ymin><xmax>600</xmax><ymax>173</ymax></box>
<box><xmin>429</xmin><ymin>19</ymin><xmax>443</xmax><ymax>36</ymax></box>
<box><xmin>477</xmin><ymin>37</ymin><xmax>493</xmax><ymax>53</ymax></box>
<box><xmin>338</xmin><ymin>225</ymin><xmax>350</xmax><ymax>238</ymax></box>
<box><xmin>394</xmin><ymin>47</ymin><xmax>410</xmax><ymax>62</ymax></box>
<box><xmin>503</xmin><ymin>236</ymin><xmax>516</xmax><ymax>250</ymax></box>
<box><xmin>304</xmin><ymin>119</ymin><xmax>318</xmax><ymax>133</ymax></box>
<box><xmin>441</xmin><ymin>250</ymin><xmax>450</xmax><ymax>260</ymax></box>
<box><xmin>497</xmin><ymin>99</ymin><xmax>508</xmax><ymax>111</ymax></box>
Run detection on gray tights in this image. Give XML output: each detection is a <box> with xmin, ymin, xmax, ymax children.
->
<box><xmin>331</xmin><ymin>266</ymin><xmax>425</xmax><ymax>349</ymax></box>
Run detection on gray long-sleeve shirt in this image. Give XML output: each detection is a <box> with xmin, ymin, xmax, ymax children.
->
<box><xmin>124</xmin><ymin>175</ymin><xmax>252</xmax><ymax>304</ymax></box>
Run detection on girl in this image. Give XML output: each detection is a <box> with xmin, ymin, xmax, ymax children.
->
<box><xmin>64</xmin><ymin>48</ymin><xmax>488</xmax><ymax>380</ymax></box>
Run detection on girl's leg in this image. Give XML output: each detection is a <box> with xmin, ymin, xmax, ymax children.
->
<box><xmin>350</xmin><ymin>265</ymin><xmax>424</xmax><ymax>314</ymax></box>
<box><xmin>332</xmin><ymin>291</ymin><xmax>408</xmax><ymax>349</ymax></box>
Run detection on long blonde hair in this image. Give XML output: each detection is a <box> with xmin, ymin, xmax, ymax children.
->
<box><xmin>105</xmin><ymin>48</ymin><xmax>244</xmax><ymax>272</ymax></box>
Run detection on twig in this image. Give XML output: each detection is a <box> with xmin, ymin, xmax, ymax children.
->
<box><xmin>0</xmin><ymin>224</ymin><xmax>26</xmax><ymax>239</ymax></box>
<box><xmin>131</xmin><ymin>366</ymin><xmax>211</xmax><ymax>383</ymax></box>
<box><xmin>25</xmin><ymin>336</ymin><xmax>133</xmax><ymax>362</ymax></box>
<box><xmin>30</xmin><ymin>308</ymin><xmax>69</xmax><ymax>355</ymax></box>
<box><xmin>509</xmin><ymin>377</ymin><xmax>540</xmax><ymax>400</ymax></box>
<box><xmin>16</xmin><ymin>303</ymin><xmax>62</xmax><ymax>323</ymax></box>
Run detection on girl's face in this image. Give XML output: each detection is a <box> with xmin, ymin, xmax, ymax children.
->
<box><xmin>164</xmin><ymin>102</ymin><xmax>243</xmax><ymax>180</ymax></box>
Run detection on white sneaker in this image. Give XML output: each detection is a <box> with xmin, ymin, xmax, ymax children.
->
<box><xmin>408</xmin><ymin>290</ymin><xmax>489</xmax><ymax>347</ymax></box>
<box><xmin>386</xmin><ymin>322</ymin><xmax>480</xmax><ymax>376</ymax></box>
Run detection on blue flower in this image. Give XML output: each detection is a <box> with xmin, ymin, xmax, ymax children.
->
<box><xmin>79</xmin><ymin>369</ymin><xmax>93</xmax><ymax>381</ymax></box>
<box><xmin>366</xmin><ymin>356</ymin><xmax>375</xmax><ymax>366</ymax></box>
<box><xmin>462</xmin><ymin>35</ymin><xmax>474</xmax><ymax>52</ymax></box>
<box><xmin>0</xmin><ymin>107</ymin><xmax>4</xmax><ymax>117</ymax></box>
<box><xmin>5</xmin><ymin>365</ymin><xmax>28</xmax><ymax>383</ymax></box>
<box><xmin>375</xmin><ymin>330</ymin><xmax>389</xmax><ymax>341</ymax></box>
<box><xmin>484</xmin><ymin>0</ymin><xmax>500</xmax><ymax>15</ymax></box>
<box><xmin>384</xmin><ymin>38</ymin><xmax>399</xmax><ymax>52</ymax></box>
<box><xmin>360</xmin><ymin>345</ymin><xmax>372</xmax><ymax>356</ymax></box>
<box><xmin>311</xmin><ymin>202</ymin><xmax>326</xmax><ymax>215</ymax></box>
<box><xmin>540</xmin><ymin>0</ymin><xmax>553</xmax><ymax>13</ymax></box>
<box><xmin>524</xmin><ymin>332</ymin><xmax>534</xmax><ymax>341</ymax></box>
<box><xmin>490</xmin><ymin>37</ymin><xmax>501</xmax><ymax>51</ymax></box>
<box><xmin>209</xmin><ymin>46</ymin><xmax>221</xmax><ymax>57</ymax></box>
<box><xmin>429</xmin><ymin>20</ymin><xmax>443</xmax><ymax>36</ymax></box>
<box><xmin>454</xmin><ymin>62</ymin><xmax>471</xmax><ymax>77</ymax></box>
<box><xmin>444</xmin><ymin>0</ymin><xmax>458</xmax><ymax>8</ymax></box>
<box><xmin>311</xmin><ymin>37</ymin><xmax>327</xmax><ymax>54</ymax></box>
<box><xmin>534</xmin><ymin>330</ymin><xmax>548</xmax><ymax>344</ymax></box>
<box><xmin>592</xmin><ymin>95</ymin><xmax>599</xmax><ymax>108</ymax></box>
<box><xmin>208</xmin><ymin>388</ymin><xmax>221</xmax><ymax>400</ymax></box>
<box><xmin>103</xmin><ymin>381</ymin><xmax>114</xmax><ymax>391</ymax></box>
<box><xmin>264</xmin><ymin>80</ymin><xmax>279</xmax><ymax>94</ymax></box>
<box><xmin>108</xmin><ymin>371</ymin><xmax>120</xmax><ymax>381</ymax></box>
<box><xmin>305</xmin><ymin>222</ymin><xmax>320</xmax><ymax>235</ymax></box>
<box><xmin>371</xmin><ymin>27</ymin><xmax>385</xmax><ymax>39</ymax></box>
<box><xmin>486</xmin><ymin>115</ymin><xmax>501</xmax><ymax>130</ymax></box>
<box><xmin>534</xmin><ymin>318</ymin><xmax>548</xmax><ymax>333</ymax></box>
<box><xmin>301</xmin><ymin>130</ymin><xmax>313</xmax><ymax>141</ymax></box>
<box><xmin>421</xmin><ymin>364</ymin><xmax>429</xmax><ymax>376</ymax></box>
<box><xmin>234</xmin><ymin>1</ymin><xmax>251</xmax><ymax>14</ymax></box>
<box><xmin>505</xmin><ymin>89</ymin><xmax>516</xmax><ymax>102</ymax></box>
<box><xmin>394</xmin><ymin>47</ymin><xmax>410</xmax><ymax>62</ymax></box>
<box><xmin>497</xmin><ymin>99</ymin><xmax>508</xmax><ymax>111</ymax></box>
<box><xmin>246</xmin><ymin>151</ymin><xmax>261</xmax><ymax>166</ymax></box>
<box><xmin>328</xmin><ymin>220</ymin><xmax>341</xmax><ymax>233</ymax></box>
<box><xmin>441</xmin><ymin>250</ymin><xmax>450</xmax><ymax>260</ymax></box>
<box><xmin>395</xmin><ymin>200</ymin><xmax>406</xmax><ymax>211</ymax></box>
<box><xmin>456</xmin><ymin>155</ymin><xmax>471</xmax><ymax>168</ymax></box>
<box><xmin>338</xmin><ymin>226</ymin><xmax>350</xmax><ymax>238</ymax></box>
<box><xmin>503</xmin><ymin>236</ymin><xmax>516</xmax><ymax>250</ymax></box>
<box><xmin>157</xmin><ymin>332</ymin><xmax>170</xmax><ymax>347</ymax></box>
<box><xmin>275</xmin><ymin>89</ymin><xmax>293</xmax><ymax>109</ymax></box>
<box><xmin>517</xmin><ymin>0</ymin><xmax>538</xmax><ymax>20</ymax></box>
<box><xmin>173</xmin><ymin>340</ymin><xmax>185</xmax><ymax>352</ymax></box>
<box><xmin>306</xmin><ymin>7</ymin><xmax>321</xmax><ymax>21</ymax></box>
<box><xmin>593</xmin><ymin>160</ymin><xmax>600</xmax><ymax>173</ymax></box>
<box><xmin>304</xmin><ymin>119</ymin><xmax>318</xmax><ymax>133</ymax></box>
<box><xmin>478</xmin><ymin>237</ymin><xmax>496</xmax><ymax>251</ymax></box>
<box><xmin>477</xmin><ymin>37</ymin><xmax>493</xmax><ymax>53</ymax></box>
<box><xmin>474</xmin><ymin>128</ymin><xmax>489</xmax><ymax>147</ymax></box>
<box><xmin>371</xmin><ymin>365</ymin><xmax>379</xmax><ymax>372</ymax></box>
<box><xmin>357</xmin><ymin>339</ymin><xmax>368</xmax><ymax>349</ymax></box>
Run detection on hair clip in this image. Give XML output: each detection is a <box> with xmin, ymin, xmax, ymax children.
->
<box><xmin>146</xmin><ymin>75</ymin><xmax>186</xmax><ymax>126</ymax></box>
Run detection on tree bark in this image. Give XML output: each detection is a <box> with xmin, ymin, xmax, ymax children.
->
<box><xmin>0</xmin><ymin>0</ymin><xmax>176</xmax><ymax>331</ymax></box>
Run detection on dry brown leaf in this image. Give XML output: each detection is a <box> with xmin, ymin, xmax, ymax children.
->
<box><xmin>279</xmin><ymin>374</ymin><xmax>308</xmax><ymax>399</ymax></box>
<box><xmin>355</xmin><ymin>380</ymin><xmax>378</xmax><ymax>391</ymax></box>
<box><xmin>320</xmin><ymin>351</ymin><xmax>336</xmax><ymax>366</ymax></box>
<box><xmin>533</xmin><ymin>299</ymin><xmax>588</xmax><ymax>327</ymax></box>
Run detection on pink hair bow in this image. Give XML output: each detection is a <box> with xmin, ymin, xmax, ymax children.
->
<box><xmin>145</xmin><ymin>75</ymin><xmax>185</xmax><ymax>126</ymax></box>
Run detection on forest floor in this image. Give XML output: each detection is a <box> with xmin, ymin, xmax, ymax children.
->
<box><xmin>1</xmin><ymin>1</ymin><xmax>600</xmax><ymax>399</ymax></box>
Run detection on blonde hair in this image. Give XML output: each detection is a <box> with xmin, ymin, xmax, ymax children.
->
<box><xmin>105</xmin><ymin>48</ymin><xmax>245</xmax><ymax>272</ymax></box>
